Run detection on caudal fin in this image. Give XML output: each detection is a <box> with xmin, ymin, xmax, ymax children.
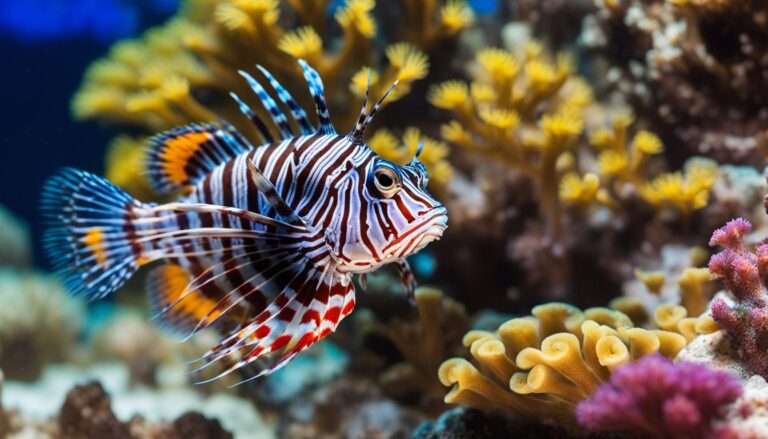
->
<box><xmin>41</xmin><ymin>168</ymin><xmax>145</xmax><ymax>300</ymax></box>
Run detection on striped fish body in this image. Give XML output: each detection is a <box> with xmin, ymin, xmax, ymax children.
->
<box><xmin>42</xmin><ymin>60</ymin><xmax>447</xmax><ymax>382</ymax></box>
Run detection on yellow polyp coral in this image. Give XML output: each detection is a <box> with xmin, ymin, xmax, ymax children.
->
<box><xmin>558</xmin><ymin>113</ymin><xmax>718</xmax><ymax>222</ymax></box>
<box><xmin>437</xmin><ymin>302</ymin><xmax>693</xmax><ymax>424</ymax></box>
<box><xmin>430</xmin><ymin>41</ymin><xmax>592</xmax><ymax>235</ymax></box>
<box><xmin>367</xmin><ymin>127</ymin><xmax>453</xmax><ymax>189</ymax></box>
<box><xmin>559</xmin><ymin>173</ymin><xmax>600</xmax><ymax>208</ymax></box>
<box><xmin>72</xmin><ymin>0</ymin><xmax>470</xmax><ymax>196</ymax></box>
<box><xmin>400</xmin><ymin>0</ymin><xmax>474</xmax><ymax>50</ymax></box>
<box><xmin>641</xmin><ymin>158</ymin><xmax>718</xmax><ymax>218</ymax></box>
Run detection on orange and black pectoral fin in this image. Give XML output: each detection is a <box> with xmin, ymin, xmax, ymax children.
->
<box><xmin>145</xmin><ymin>122</ymin><xmax>252</xmax><ymax>195</ymax></box>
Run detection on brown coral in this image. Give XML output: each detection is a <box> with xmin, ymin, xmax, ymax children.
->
<box><xmin>585</xmin><ymin>0</ymin><xmax>768</xmax><ymax>164</ymax></box>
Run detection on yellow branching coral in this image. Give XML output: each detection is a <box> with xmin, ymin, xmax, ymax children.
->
<box><xmin>438</xmin><ymin>303</ymin><xmax>695</xmax><ymax>424</ymax></box>
<box><xmin>73</xmin><ymin>0</ymin><xmax>467</xmax><ymax>196</ymax></box>
<box><xmin>430</xmin><ymin>42</ymin><xmax>592</xmax><ymax>235</ymax></box>
<box><xmin>400</xmin><ymin>0</ymin><xmax>474</xmax><ymax>49</ymax></box>
<box><xmin>559</xmin><ymin>114</ymin><xmax>717</xmax><ymax>222</ymax></box>
<box><xmin>641</xmin><ymin>158</ymin><xmax>718</xmax><ymax>218</ymax></box>
<box><xmin>368</xmin><ymin>127</ymin><xmax>453</xmax><ymax>189</ymax></box>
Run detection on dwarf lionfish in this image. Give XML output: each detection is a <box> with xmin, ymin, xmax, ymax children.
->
<box><xmin>41</xmin><ymin>60</ymin><xmax>448</xmax><ymax>382</ymax></box>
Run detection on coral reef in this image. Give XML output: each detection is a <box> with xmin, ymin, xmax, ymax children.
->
<box><xmin>677</xmin><ymin>328</ymin><xmax>768</xmax><ymax>436</ymax></box>
<box><xmin>436</xmin><ymin>302</ymin><xmax>710</xmax><ymax>424</ymax></box>
<box><xmin>584</xmin><ymin>0</ymin><xmax>768</xmax><ymax>163</ymax></box>
<box><xmin>92</xmin><ymin>311</ymin><xmax>173</xmax><ymax>387</ymax></box>
<box><xmin>0</xmin><ymin>270</ymin><xmax>85</xmax><ymax>381</ymax></box>
<box><xmin>576</xmin><ymin>354</ymin><xmax>742</xmax><ymax>438</ymax></box>
<box><xmin>619</xmin><ymin>244</ymin><xmax>714</xmax><ymax>321</ymax></box>
<box><xmin>379</xmin><ymin>288</ymin><xmax>469</xmax><ymax>412</ymax></box>
<box><xmin>278</xmin><ymin>376</ymin><xmax>421</xmax><ymax>438</ymax></box>
<box><xmin>2</xmin><ymin>362</ymin><xmax>273</xmax><ymax>438</ymax></box>
<box><xmin>72</xmin><ymin>0</ymin><xmax>470</xmax><ymax>195</ymax></box>
<box><xmin>707</xmin><ymin>217</ymin><xmax>768</xmax><ymax>378</ymax></box>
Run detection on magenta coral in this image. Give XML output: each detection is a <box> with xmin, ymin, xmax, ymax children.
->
<box><xmin>708</xmin><ymin>218</ymin><xmax>768</xmax><ymax>377</ymax></box>
<box><xmin>576</xmin><ymin>354</ymin><xmax>741</xmax><ymax>438</ymax></box>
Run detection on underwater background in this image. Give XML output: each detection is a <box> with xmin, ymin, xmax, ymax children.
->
<box><xmin>2</xmin><ymin>0</ymin><xmax>768</xmax><ymax>437</ymax></box>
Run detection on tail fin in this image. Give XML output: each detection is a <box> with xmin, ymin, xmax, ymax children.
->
<box><xmin>41</xmin><ymin>168</ymin><xmax>145</xmax><ymax>300</ymax></box>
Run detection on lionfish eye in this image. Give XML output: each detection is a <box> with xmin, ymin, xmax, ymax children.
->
<box><xmin>373</xmin><ymin>166</ymin><xmax>401</xmax><ymax>198</ymax></box>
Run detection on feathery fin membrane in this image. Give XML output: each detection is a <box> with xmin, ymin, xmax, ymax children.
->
<box><xmin>41</xmin><ymin>168</ymin><xmax>147</xmax><ymax>300</ymax></box>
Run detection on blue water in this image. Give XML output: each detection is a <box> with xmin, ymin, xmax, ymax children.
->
<box><xmin>0</xmin><ymin>1</ymin><xmax>177</xmax><ymax>267</ymax></box>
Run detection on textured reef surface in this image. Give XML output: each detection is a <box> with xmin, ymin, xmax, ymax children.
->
<box><xmin>6</xmin><ymin>0</ymin><xmax>768</xmax><ymax>438</ymax></box>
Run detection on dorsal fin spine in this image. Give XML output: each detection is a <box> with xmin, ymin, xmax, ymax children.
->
<box><xmin>239</xmin><ymin>70</ymin><xmax>293</xmax><ymax>139</ymax></box>
<box><xmin>256</xmin><ymin>65</ymin><xmax>314</xmax><ymax>135</ymax></box>
<box><xmin>298</xmin><ymin>59</ymin><xmax>335</xmax><ymax>135</ymax></box>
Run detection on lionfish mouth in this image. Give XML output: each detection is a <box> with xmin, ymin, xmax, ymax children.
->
<box><xmin>386</xmin><ymin>207</ymin><xmax>448</xmax><ymax>259</ymax></box>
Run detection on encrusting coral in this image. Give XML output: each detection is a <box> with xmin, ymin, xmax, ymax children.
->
<box><xmin>576</xmin><ymin>354</ymin><xmax>742</xmax><ymax>438</ymax></box>
<box><xmin>72</xmin><ymin>0</ymin><xmax>469</xmax><ymax>196</ymax></box>
<box><xmin>0</xmin><ymin>270</ymin><xmax>85</xmax><ymax>381</ymax></box>
<box><xmin>708</xmin><ymin>217</ymin><xmax>768</xmax><ymax>378</ymax></box>
<box><xmin>436</xmin><ymin>302</ymin><xmax>715</xmax><ymax>424</ymax></box>
<box><xmin>583</xmin><ymin>0</ymin><xmax>768</xmax><ymax>163</ymax></box>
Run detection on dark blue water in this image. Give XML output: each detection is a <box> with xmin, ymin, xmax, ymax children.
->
<box><xmin>0</xmin><ymin>1</ymin><xmax>179</xmax><ymax>267</ymax></box>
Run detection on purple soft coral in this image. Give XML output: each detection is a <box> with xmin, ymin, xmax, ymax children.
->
<box><xmin>708</xmin><ymin>218</ymin><xmax>768</xmax><ymax>378</ymax></box>
<box><xmin>576</xmin><ymin>354</ymin><xmax>741</xmax><ymax>439</ymax></box>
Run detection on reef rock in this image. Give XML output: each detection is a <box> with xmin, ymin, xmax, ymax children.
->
<box><xmin>58</xmin><ymin>381</ymin><xmax>132</xmax><ymax>439</ymax></box>
<box><xmin>677</xmin><ymin>330</ymin><xmax>768</xmax><ymax>436</ymax></box>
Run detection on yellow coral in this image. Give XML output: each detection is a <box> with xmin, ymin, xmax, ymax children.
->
<box><xmin>73</xmin><ymin>0</ymin><xmax>466</xmax><ymax>196</ymax></box>
<box><xmin>430</xmin><ymin>41</ymin><xmax>592</xmax><ymax>236</ymax></box>
<box><xmin>641</xmin><ymin>158</ymin><xmax>718</xmax><ymax>217</ymax></box>
<box><xmin>438</xmin><ymin>303</ymin><xmax>693</xmax><ymax>423</ymax></box>
<box><xmin>559</xmin><ymin>173</ymin><xmax>600</xmax><ymax>207</ymax></box>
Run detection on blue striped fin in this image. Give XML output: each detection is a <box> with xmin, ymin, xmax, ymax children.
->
<box><xmin>298</xmin><ymin>59</ymin><xmax>335</xmax><ymax>135</ymax></box>
<box><xmin>229</xmin><ymin>92</ymin><xmax>274</xmax><ymax>143</ymax></box>
<box><xmin>256</xmin><ymin>65</ymin><xmax>314</xmax><ymax>135</ymax></box>
<box><xmin>41</xmin><ymin>168</ymin><xmax>144</xmax><ymax>300</ymax></box>
<box><xmin>146</xmin><ymin>123</ymin><xmax>250</xmax><ymax>194</ymax></box>
<box><xmin>239</xmin><ymin>70</ymin><xmax>293</xmax><ymax>140</ymax></box>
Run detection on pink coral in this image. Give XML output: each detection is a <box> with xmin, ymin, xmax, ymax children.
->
<box><xmin>708</xmin><ymin>218</ymin><xmax>768</xmax><ymax>377</ymax></box>
<box><xmin>576</xmin><ymin>354</ymin><xmax>741</xmax><ymax>439</ymax></box>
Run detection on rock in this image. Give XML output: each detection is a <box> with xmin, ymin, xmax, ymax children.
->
<box><xmin>345</xmin><ymin>400</ymin><xmax>417</xmax><ymax>439</ymax></box>
<box><xmin>279</xmin><ymin>377</ymin><xmax>423</xmax><ymax>439</ymax></box>
<box><xmin>170</xmin><ymin>412</ymin><xmax>233</xmax><ymax>439</ymax></box>
<box><xmin>411</xmin><ymin>407</ymin><xmax>588</xmax><ymax>439</ymax></box>
<box><xmin>677</xmin><ymin>331</ymin><xmax>768</xmax><ymax>436</ymax></box>
<box><xmin>58</xmin><ymin>381</ymin><xmax>132</xmax><ymax>439</ymax></box>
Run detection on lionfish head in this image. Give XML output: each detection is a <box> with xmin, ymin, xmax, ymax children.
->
<box><xmin>331</xmin><ymin>76</ymin><xmax>447</xmax><ymax>273</ymax></box>
<box><xmin>368</xmin><ymin>147</ymin><xmax>448</xmax><ymax>259</ymax></box>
